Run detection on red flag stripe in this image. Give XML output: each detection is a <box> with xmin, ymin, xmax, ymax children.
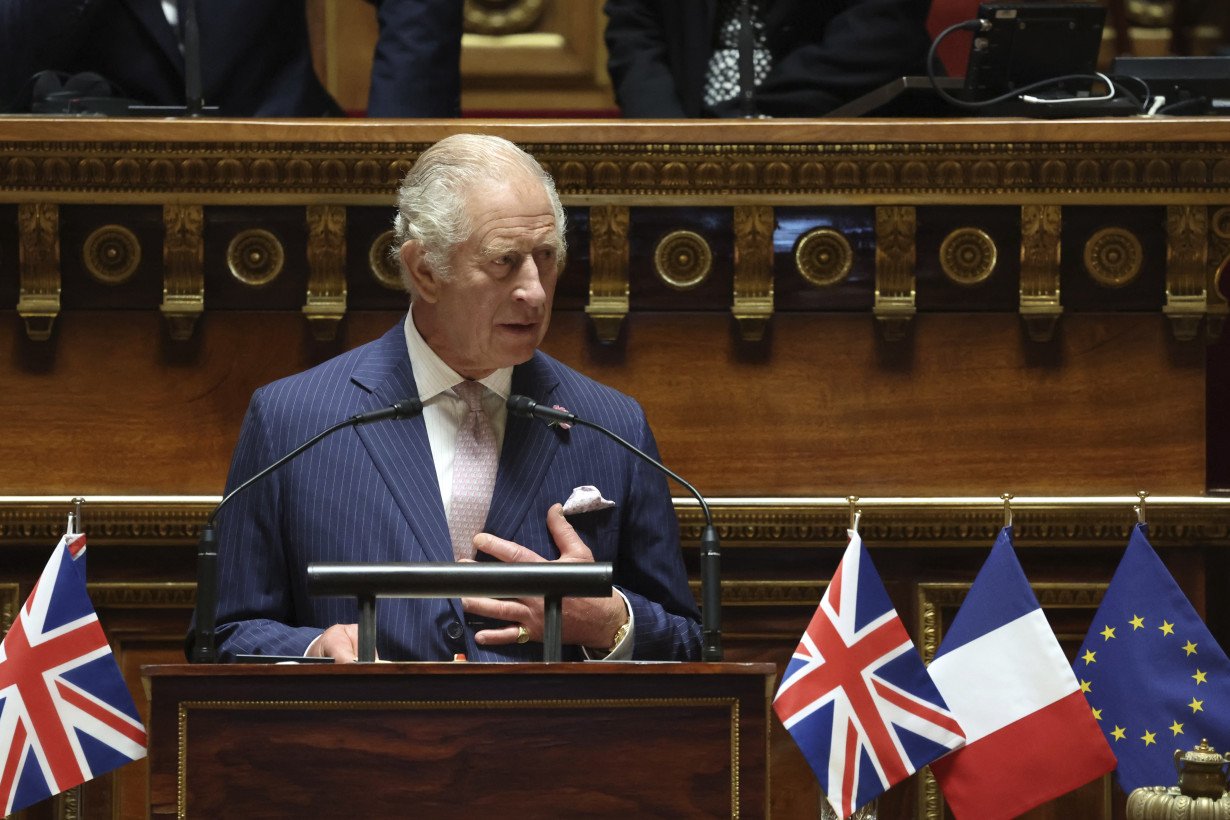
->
<box><xmin>871</xmin><ymin>678</ymin><xmax>966</xmax><ymax>737</ymax></box>
<box><xmin>55</xmin><ymin>681</ymin><xmax>148</xmax><ymax>747</ymax></box>
<box><xmin>0</xmin><ymin>720</ymin><xmax>29</xmax><ymax>814</ymax></box>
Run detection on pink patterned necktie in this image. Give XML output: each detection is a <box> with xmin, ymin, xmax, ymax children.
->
<box><xmin>448</xmin><ymin>381</ymin><xmax>498</xmax><ymax>560</ymax></box>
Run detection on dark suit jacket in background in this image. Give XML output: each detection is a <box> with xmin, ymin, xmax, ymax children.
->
<box><xmin>0</xmin><ymin>0</ymin><xmax>338</xmax><ymax>115</ymax></box>
<box><xmin>199</xmin><ymin>324</ymin><xmax>702</xmax><ymax>662</ymax></box>
<box><xmin>604</xmin><ymin>0</ymin><xmax>933</xmax><ymax>117</ymax></box>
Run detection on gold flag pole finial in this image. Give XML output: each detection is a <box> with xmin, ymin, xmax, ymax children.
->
<box><xmin>1136</xmin><ymin>490</ymin><xmax>1150</xmax><ymax>525</ymax></box>
<box><xmin>847</xmin><ymin>496</ymin><xmax>861</xmax><ymax>534</ymax></box>
<box><xmin>1001</xmin><ymin>492</ymin><xmax>1014</xmax><ymax>528</ymax></box>
<box><xmin>67</xmin><ymin>497</ymin><xmax>85</xmax><ymax>536</ymax></box>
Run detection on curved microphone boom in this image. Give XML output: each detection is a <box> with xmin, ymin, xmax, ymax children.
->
<box><xmin>508</xmin><ymin>394</ymin><xmax>722</xmax><ymax>662</ymax></box>
<box><xmin>190</xmin><ymin>398</ymin><xmax>423</xmax><ymax>663</ymax></box>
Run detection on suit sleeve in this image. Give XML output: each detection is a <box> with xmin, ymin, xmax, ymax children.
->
<box><xmin>366</xmin><ymin>0</ymin><xmax>462</xmax><ymax>117</ymax></box>
<box><xmin>200</xmin><ymin>391</ymin><xmax>325</xmax><ymax>660</ymax></box>
<box><xmin>616</xmin><ymin>408</ymin><xmax>703</xmax><ymax>661</ymax></box>
<box><xmin>602</xmin><ymin>0</ymin><xmax>689</xmax><ymax>118</ymax></box>
<box><xmin>0</xmin><ymin>0</ymin><xmax>104</xmax><ymax>108</ymax></box>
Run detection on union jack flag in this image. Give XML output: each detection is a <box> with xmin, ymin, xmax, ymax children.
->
<box><xmin>774</xmin><ymin>531</ymin><xmax>966</xmax><ymax>818</ymax></box>
<box><xmin>0</xmin><ymin>533</ymin><xmax>147</xmax><ymax>815</ymax></box>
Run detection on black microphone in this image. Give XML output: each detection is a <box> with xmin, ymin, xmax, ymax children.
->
<box><xmin>508</xmin><ymin>394</ymin><xmax>722</xmax><ymax>662</ymax></box>
<box><xmin>189</xmin><ymin>397</ymin><xmax>423</xmax><ymax>662</ymax></box>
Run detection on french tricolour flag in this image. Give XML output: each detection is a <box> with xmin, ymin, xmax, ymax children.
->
<box><xmin>927</xmin><ymin>527</ymin><xmax>1115</xmax><ymax>819</ymax></box>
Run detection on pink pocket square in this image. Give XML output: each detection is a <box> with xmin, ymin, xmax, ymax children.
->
<box><xmin>562</xmin><ymin>485</ymin><xmax>616</xmax><ymax>515</ymax></box>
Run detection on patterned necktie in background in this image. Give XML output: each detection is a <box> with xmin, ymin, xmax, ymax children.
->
<box><xmin>448</xmin><ymin>381</ymin><xmax>497</xmax><ymax>560</ymax></box>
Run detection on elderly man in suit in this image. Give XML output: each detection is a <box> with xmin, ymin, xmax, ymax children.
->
<box><xmin>201</xmin><ymin>134</ymin><xmax>702</xmax><ymax>663</ymax></box>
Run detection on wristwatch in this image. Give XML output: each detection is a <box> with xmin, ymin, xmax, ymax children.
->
<box><xmin>608</xmin><ymin>617</ymin><xmax>631</xmax><ymax>654</ymax></box>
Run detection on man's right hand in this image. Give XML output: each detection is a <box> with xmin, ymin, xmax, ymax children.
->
<box><xmin>306</xmin><ymin>623</ymin><xmax>362</xmax><ymax>663</ymax></box>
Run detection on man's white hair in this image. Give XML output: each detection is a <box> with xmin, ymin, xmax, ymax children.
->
<box><xmin>391</xmin><ymin>133</ymin><xmax>567</xmax><ymax>294</ymax></box>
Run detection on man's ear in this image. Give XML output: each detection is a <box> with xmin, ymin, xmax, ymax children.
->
<box><xmin>400</xmin><ymin>241</ymin><xmax>439</xmax><ymax>303</ymax></box>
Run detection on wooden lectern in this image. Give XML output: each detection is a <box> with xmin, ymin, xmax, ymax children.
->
<box><xmin>144</xmin><ymin>662</ymin><xmax>774</xmax><ymax>818</ymax></box>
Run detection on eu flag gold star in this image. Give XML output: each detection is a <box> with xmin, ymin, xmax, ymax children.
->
<box><xmin>1111</xmin><ymin>726</ymin><xmax>1127</xmax><ymax>741</ymax></box>
<box><xmin>1129</xmin><ymin>615</ymin><xmax>1145</xmax><ymax>630</ymax></box>
<box><xmin>1092</xmin><ymin>707</ymin><xmax>1103</xmax><ymax>721</ymax></box>
<box><xmin>1170</xmin><ymin>720</ymin><xmax>1184</xmax><ymax>736</ymax></box>
<box><xmin>1081</xmin><ymin>649</ymin><xmax>1097</xmax><ymax>665</ymax></box>
<box><xmin>1080</xmin><ymin>679</ymin><xmax>1092</xmax><ymax>693</ymax></box>
<box><xmin>1193</xmin><ymin>669</ymin><xmax>1208</xmax><ymax>685</ymax></box>
<box><xmin>1183</xmin><ymin>641</ymin><xmax>1198</xmax><ymax>656</ymax></box>
<box><xmin>1190</xmin><ymin>698</ymin><xmax>1204</xmax><ymax>713</ymax></box>
<box><xmin>1142</xmin><ymin>730</ymin><xmax>1157</xmax><ymax>746</ymax></box>
<box><xmin>1100</xmin><ymin>625</ymin><xmax>1116</xmax><ymax>640</ymax></box>
<box><xmin>1160</xmin><ymin>620</ymin><xmax>1175</xmax><ymax>636</ymax></box>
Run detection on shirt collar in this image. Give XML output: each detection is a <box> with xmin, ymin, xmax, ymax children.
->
<box><xmin>402</xmin><ymin>310</ymin><xmax>512</xmax><ymax>402</ymax></box>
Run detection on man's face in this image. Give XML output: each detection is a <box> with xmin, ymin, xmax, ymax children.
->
<box><xmin>409</xmin><ymin>173</ymin><xmax>561</xmax><ymax>380</ymax></box>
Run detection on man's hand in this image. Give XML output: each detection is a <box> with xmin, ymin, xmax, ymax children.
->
<box><xmin>461</xmin><ymin>503</ymin><xmax>628</xmax><ymax>650</ymax></box>
<box><xmin>306</xmin><ymin>623</ymin><xmax>363</xmax><ymax>663</ymax></box>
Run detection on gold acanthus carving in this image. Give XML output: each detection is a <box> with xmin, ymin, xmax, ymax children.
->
<box><xmin>874</xmin><ymin>206</ymin><xmax>915</xmax><ymax>340</ymax></box>
<box><xmin>161</xmin><ymin>204</ymin><xmax>204</xmax><ymax>341</ymax></box>
<box><xmin>16</xmin><ymin>202</ymin><xmax>60</xmax><ymax>341</ymax></box>
<box><xmin>1164</xmin><ymin>205</ymin><xmax>1208</xmax><ymax>341</ymax></box>
<box><xmin>732</xmin><ymin>205</ymin><xmax>775</xmax><ymax>342</ymax></box>
<box><xmin>1019</xmin><ymin>204</ymin><xmax>1063</xmax><ymax>342</ymax></box>
<box><xmin>7</xmin><ymin>142</ymin><xmax>1230</xmax><ymax>202</ymax></box>
<box><xmin>586</xmin><ymin>204</ymin><xmax>630</xmax><ymax>343</ymax></box>
<box><xmin>304</xmin><ymin>205</ymin><xmax>348</xmax><ymax>342</ymax></box>
<box><xmin>0</xmin><ymin>584</ymin><xmax>18</xmax><ymax>635</ymax></box>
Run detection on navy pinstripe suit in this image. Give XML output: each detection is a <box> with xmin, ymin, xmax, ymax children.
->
<box><xmin>205</xmin><ymin>323</ymin><xmax>702</xmax><ymax>662</ymax></box>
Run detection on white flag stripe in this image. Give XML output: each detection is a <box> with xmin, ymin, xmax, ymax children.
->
<box><xmin>928</xmin><ymin>608</ymin><xmax>1078</xmax><ymax>741</ymax></box>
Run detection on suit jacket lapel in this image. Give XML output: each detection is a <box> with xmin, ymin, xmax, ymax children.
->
<box><xmin>350</xmin><ymin>327</ymin><xmax>453</xmax><ymax>565</ymax></box>
<box><xmin>122</xmin><ymin>0</ymin><xmax>186</xmax><ymax>75</ymax></box>
<box><xmin>484</xmin><ymin>354</ymin><xmax>563</xmax><ymax>551</ymax></box>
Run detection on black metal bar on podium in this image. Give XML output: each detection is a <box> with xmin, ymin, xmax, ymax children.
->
<box><xmin>307</xmin><ymin>562</ymin><xmax>614</xmax><ymax>662</ymax></box>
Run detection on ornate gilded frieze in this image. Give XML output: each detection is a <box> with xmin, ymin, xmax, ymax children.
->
<box><xmin>732</xmin><ymin>205</ymin><xmax>775</xmax><ymax>341</ymax></box>
<box><xmin>304</xmin><ymin>205</ymin><xmax>348</xmax><ymax>341</ymax></box>
<box><xmin>874</xmin><ymin>206</ymin><xmax>915</xmax><ymax>340</ymax></box>
<box><xmin>586</xmin><ymin>204</ymin><xmax>630</xmax><ymax>343</ymax></box>
<box><xmin>16</xmin><ymin>202</ymin><xmax>60</xmax><ymax>341</ymax></box>
<box><xmin>1164</xmin><ymin>205</ymin><xmax>1208</xmax><ymax>341</ymax></box>
<box><xmin>161</xmin><ymin>204</ymin><xmax>204</xmax><ymax>341</ymax></box>
<box><xmin>1019</xmin><ymin>204</ymin><xmax>1063</xmax><ymax>342</ymax></box>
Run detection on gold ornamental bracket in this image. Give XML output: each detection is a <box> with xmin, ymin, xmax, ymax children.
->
<box><xmin>873</xmin><ymin>206</ymin><xmax>916</xmax><ymax>342</ymax></box>
<box><xmin>585</xmin><ymin>205</ymin><xmax>630</xmax><ymax>344</ymax></box>
<box><xmin>1019</xmin><ymin>204</ymin><xmax>1063</xmax><ymax>343</ymax></box>
<box><xmin>304</xmin><ymin>205</ymin><xmax>348</xmax><ymax>342</ymax></box>
<box><xmin>1164</xmin><ymin>205</ymin><xmax>1208</xmax><ymax>342</ymax></box>
<box><xmin>16</xmin><ymin>203</ymin><xmax>61</xmax><ymax>341</ymax></box>
<box><xmin>732</xmin><ymin>205</ymin><xmax>775</xmax><ymax>342</ymax></box>
<box><xmin>1208</xmin><ymin>206</ymin><xmax>1230</xmax><ymax>341</ymax></box>
<box><xmin>161</xmin><ymin>204</ymin><xmax>204</xmax><ymax>341</ymax></box>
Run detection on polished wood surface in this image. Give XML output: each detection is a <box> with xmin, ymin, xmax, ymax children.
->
<box><xmin>144</xmin><ymin>662</ymin><xmax>773</xmax><ymax>819</ymax></box>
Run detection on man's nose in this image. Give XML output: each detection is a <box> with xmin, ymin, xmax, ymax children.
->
<box><xmin>513</xmin><ymin>257</ymin><xmax>548</xmax><ymax>307</ymax></box>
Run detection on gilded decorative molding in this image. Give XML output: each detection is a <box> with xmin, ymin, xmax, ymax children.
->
<box><xmin>462</xmin><ymin>0</ymin><xmax>545</xmax><ymax>35</ymax></box>
<box><xmin>1164</xmin><ymin>205</ymin><xmax>1208</xmax><ymax>341</ymax></box>
<box><xmin>17</xmin><ymin>202</ymin><xmax>60</xmax><ymax>341</ymax></box>
<box><xmin>88</xmin><ymin>582</ymin><xmax>196</xmax><ymax>609</ymax></box>
<box><xmin>1084</xmin><ymin>227</ymin><xmax>1143</xmax><ymax>289</ymax></box>
<box><xmin>874</xmin><ymin>206</ymin><xmax>915</xmax><ymax>341</ymax></box>
<box><xmin>304</xmin><ymin>205</ymin><xmax>348</xmax><ymax>341</ymax></box>
<box><xmin>939</xmin><ymin>228</ymin><xmax>997</xmax><ymax>287</ymax></box>
<box><xmin>1019</xmin><ymin>204</ymin><xmax>1063</xmax><ymax>342</ymax></box>
<box><xmin>654</xmin><ymin>229</ymin><xmax>712</xmax><ymax>291</ymax></box>
<box><xmin>369</xmin><ymin>230</ymin><xmax>402</xmax><ymax>291</ymax></box>
<box><xmin>684</xmin><ymin>580</ymin><xmax>827</xmax><ymax>607</ymax></box>
<box><xmin>0</xmin><ymin>583</ymin><xmax>18</xmax><ymax>636</ymax></box>
<box><xmin>586</xmin><ymin>204</ymin><xmax>630</xmax><ymax>343</ymax></box>
<box><xmin>1208</xmin><ymin>206</ymin><xmax>1230</xmax><ymax>340</ymax></box>
<box><xmin>226</xmin><ymin>228</ymin><xmax>284</xmax><ymax>287</ymax></box>
<box><xmin>161</xmin><ymin>204</ymin><xmax>204</xmax><ymax>341</ymax></box>
<box><xmin>795</xmin><ymin>227</ymin><xmax>852</xmax><ymax>287</ymax></box>
<box><xmin>83</xmin><ymin>224</ymin><xmax>140</xmax><ymax>286</ymax></box>
<box><xmin>732</xmin><ymin>205</ymin><xmax>775</xmax><ymax>342</ymax></box>
<box><xmin>4</xmin><ymin>134</ymin><xmax>1230</xmax><ymax>204</ymax></box>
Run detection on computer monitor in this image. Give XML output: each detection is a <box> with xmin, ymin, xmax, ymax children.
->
<box><xmin>964</xmin><ymin>3</ymin><xmax>1107</xmax><ymax>99</ymax></box>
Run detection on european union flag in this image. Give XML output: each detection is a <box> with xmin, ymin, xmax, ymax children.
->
<box><xmin>1074</xmin><ymin>523</ymin><xmax>1230</xmax><ymax>792</ymax></box>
